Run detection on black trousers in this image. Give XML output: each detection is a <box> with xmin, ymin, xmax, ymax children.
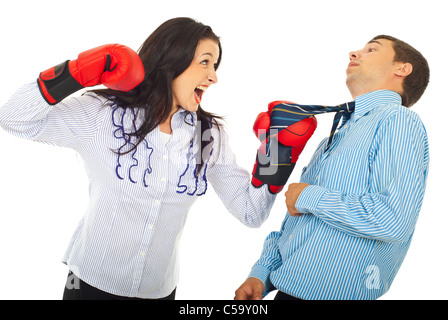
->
<box><xmin>63</xmin><ymin>271</ymin><xmax>176</xmax><ymax>300</ymax></box>
<box><xmin>274</xmin><ymin>290</ymin><xmax>302</xmax><ymax>300</ymax></box>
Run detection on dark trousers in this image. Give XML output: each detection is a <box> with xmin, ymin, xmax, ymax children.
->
<box><xmin>274</xmin><ymin>290</ymin><xmax>302</xmax><ymax>300</ymax></box>
<box><xmin>63</xmin><ymin>271</ymin><xmax>176</xmax><ymax>300</ymax></box>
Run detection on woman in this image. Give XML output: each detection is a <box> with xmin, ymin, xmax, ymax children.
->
<box><xmin>0</xmin><ymin>18</ymin><xmax>276</xmax><ymax>300</ymax></box>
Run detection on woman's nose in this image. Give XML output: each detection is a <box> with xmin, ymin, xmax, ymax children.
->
<box><xmin>208</xmin><ymin>70</ymin><xmax>218</xmax><ymax>84</ymax></box>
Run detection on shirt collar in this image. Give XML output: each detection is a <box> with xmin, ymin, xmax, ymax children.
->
<box><xmin>172</xmin><ymin>107</ymin><xmax>197</xmax><ymax>126</ymax></box>
<box><xmin>353</xmin><ymin>90</ymin><xmax>402</xmax><ymax>118</ymax></box>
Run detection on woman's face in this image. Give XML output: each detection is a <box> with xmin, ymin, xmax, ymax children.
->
<box><xmin>171</xmin><ymin>39</ymin><xmax>219</xmax><ymax>113</ymax></box>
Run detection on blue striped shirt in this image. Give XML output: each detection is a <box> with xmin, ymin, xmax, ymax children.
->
<box><xmin>249</xmin><ymin>90</ymin><xmax>429</xmax><ymax>300</ymax></box>
<box><xmin>0</xmin><ymin>82</ymin><xmax>276</xmax><ymax>298</ymax></box>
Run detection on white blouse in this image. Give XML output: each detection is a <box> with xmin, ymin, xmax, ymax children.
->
<box><xmin>0</xmin><ymin>82</ymin><xmax>276</xmax><ymax>298</ymax></box>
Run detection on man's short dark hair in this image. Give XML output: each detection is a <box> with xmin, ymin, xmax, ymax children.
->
<box><xmin>372</xmin><ymin>35</ymin><xmax>430</xmax><ymax>107</ymax></box>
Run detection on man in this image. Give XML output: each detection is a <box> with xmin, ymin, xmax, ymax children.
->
<box><xmin>235</xmin><ymin>35</ymin><xmax>430</xmax><ymax>300</ymax></box>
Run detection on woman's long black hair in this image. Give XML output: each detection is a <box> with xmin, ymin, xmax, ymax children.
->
<box><xmin>91</xmin><ymin>17</ymin><xmax>223</xmax><ymax>174</ymax></box>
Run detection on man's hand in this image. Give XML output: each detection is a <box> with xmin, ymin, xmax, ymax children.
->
<box><xmin>285</xmin><ymin>183</ymin><xmax>310</xmax><ymax>217</ymax></box>
<box><xmin>234</xmin><ymin>277</ymin><xmax>265</xmax><ymax>300</ymax></box>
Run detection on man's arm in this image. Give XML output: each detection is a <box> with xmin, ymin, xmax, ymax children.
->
<box><xmin>289</xmin><ymin>111</ymin><xmax>429</xmax><ymax>242</ymax></box>
<box><xmin>234</xmin><ymin>227</ymin><xmax>285</xmax><ymax>300</ymax></box>
<box><xmin>234</xmin><ymin>277</ymin><xmax>265</xmax><ymax>300</ymax></box>
<box><xmin>285</xmin><ymin>183</ymin><xmax>309</xmax><ymax>216</ymax></box>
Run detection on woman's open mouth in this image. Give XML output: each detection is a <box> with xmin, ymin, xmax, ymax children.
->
<box><xmin>194</xmin><ymin>85</ymin><xmax>208</xmax><ymax>104</ymax></box>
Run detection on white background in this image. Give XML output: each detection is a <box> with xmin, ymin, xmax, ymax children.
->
<box><xmin>0</xmin><ymin>0</ymin><xmax>446</xmax><ymax>300</ymax></box>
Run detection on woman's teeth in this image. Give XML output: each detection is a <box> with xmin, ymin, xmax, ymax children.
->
<box><xmin>196</xmin><ymin>85</ymin><xmax>208</xmax><ymax>91</ymax></box>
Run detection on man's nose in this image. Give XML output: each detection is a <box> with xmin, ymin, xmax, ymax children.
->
<box><xmin>349</xmin><ymin>50</ymin><xmax>360</xmax><ymax>60</ymax></box>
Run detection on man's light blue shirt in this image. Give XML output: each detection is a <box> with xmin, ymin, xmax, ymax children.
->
<box><xmin>249</xmin><ymin>90</ymin><xmax>429</xmax><ymax>300</ymax></box>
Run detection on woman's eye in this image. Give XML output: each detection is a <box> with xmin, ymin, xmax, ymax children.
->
<box><xmin>200</xmin><ymin>60</ymin><xmax>209</xmax><ymax>66</ymax></box>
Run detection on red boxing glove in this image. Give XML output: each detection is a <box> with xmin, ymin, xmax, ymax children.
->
<box><xmin>252</xmin><ymin>101</ymin><xmax>317</xmax><ymax>194</ymax></box>
<box><xmin>37</xmin><ymin>44</ymin><xmax>145</xmax><ymax>105</ymax></box>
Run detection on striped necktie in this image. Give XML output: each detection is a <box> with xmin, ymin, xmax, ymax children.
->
<box><xmin>269</xmin><ymin>100</ymin><xmax>356</xmax><ymax>151</ymax></box>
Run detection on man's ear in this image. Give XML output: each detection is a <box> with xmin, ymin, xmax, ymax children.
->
<box><xmin>394</xmin><ymin>62</ymin><xmax>413</xmax><ymax>78</ymax></box>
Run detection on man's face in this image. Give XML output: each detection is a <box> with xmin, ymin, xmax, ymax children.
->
<box><xmin>346</xmin><ymin>38</ymin><xmax>398</xmax><ymax>96</ymax></box>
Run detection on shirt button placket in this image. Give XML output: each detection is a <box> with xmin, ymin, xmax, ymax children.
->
<box><xmin>131</xmin><ymin>143</ymin><xmax>171</xmax><ymax>295</ymax></box>
<box><xmin>131</xmin><ymin>188</ymin><xmax>164</xmax><ymax>295</ymax></box>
